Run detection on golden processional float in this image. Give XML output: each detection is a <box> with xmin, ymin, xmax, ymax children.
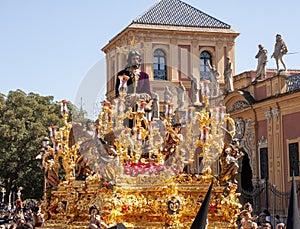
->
<box><xmin>40</xmin><ymin>74</ymin><xmax>243</xmax><ymax>228</ymax></box>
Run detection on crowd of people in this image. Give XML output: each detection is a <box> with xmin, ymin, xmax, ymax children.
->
<box><xmin>0</xmin><ymin>203</ymin><xmax>44</xmax><ymax>229</ymax></box>
<box><xmin>0</xmin><ymin>202</ymin><xmax>129</xmax><ymax>229</ymax></box>
<box><xmin>237</xmin><ymin>203</ymin><xmax>286</xmax><ymax>229</ymax></box>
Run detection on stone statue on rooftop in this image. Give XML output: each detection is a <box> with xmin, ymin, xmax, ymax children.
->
<box><xmin>175</xmin><ymin>81</ymin><xmax>186</xmax><ymax>110</ymax></box>
<box><xmin>188</xmin><ymin>74</ymin><xmax>201</xmax><ymax>106</ymax></box>
<box><xmin>255</xmin><ymin>44</ymin><xmax>268</xmax><ymax>81</ymax></box>
<box><xmin>271</xmin><ymin>34</ymin><xmax>288</xmax><ymax>74</ymax></box>
<box><xmin>207</xmin><ymin>61</ymin><xmax>220</xmax><ymax>97</ymax></box>
<box><xmin>164</xmin><ymin>86</ymin><xmax>173</xmax><ymax>104</ymax></box>
<box><xmin>152</xmin><ymin>91</ymin><xmax>160</xmax><ymax>119</ymax></box>
<box><xmin>224</xmin><ymin>56</ymin><xmax>234</xmax><ymax>94</ymax></box>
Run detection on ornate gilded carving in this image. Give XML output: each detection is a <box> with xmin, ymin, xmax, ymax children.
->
<box><xmin>218</xmin><ymin>141</ymin><xmax>244</xmax><ymax>184</ymax></box>
<box><xmin>40</xmin><ymin>90</ymin><xmax>241</xmax><ymax>228</ymax></box>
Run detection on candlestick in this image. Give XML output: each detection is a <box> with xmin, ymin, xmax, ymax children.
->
<box><xmin>60</xmin><ymin>100</ymin><xmax>68</xmax><ymax>115</ymax></box>
<box><xmin>119</xmin><ymin>74</ymin><xmax>130</xmax><ymax>95</ymax></box>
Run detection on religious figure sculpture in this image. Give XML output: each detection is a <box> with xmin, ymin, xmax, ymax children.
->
<box><xmin>218</xmin><ymin>140</ymin><xmax>243</xmax><ymax>184</ymax></box>
<box><xmin>175</xmin><ymin>81</ymin><xmax>186</xmax><ymax>110</ymax></box>
<box><xmin>115</xmin><ymin>50</ymin><xmax>151</xmax><ymax>98</ymax></box>
<box><xmin>43</xmin><ymin>153</ymin><xmax>60</xmax><ymax>188</ymax></box>
<box><xmin>68</xmin><ymin>122</ymin><xmax>118</xmax><ymax>181</ymax></box>
<box><xmin>160</xmin><ymin>123</ymin><xmax>183</xmax><ymax>168</ymax></box>
<box><xmin>224</xmin><ymin>56</ymin><xmax>234</xmax><ymax>94</ymax></box>
<box><xmin>271</xmin><ymin>34</ymin><xmax>288</xmax><ymax>74</ymax></box>
<box><xmin>234</xmin><ymin>117</ymin><xmax>245</xmax><ymax>140</ymax></box>
<box><xmin>151</xmin><ymin>91</ymin><xmax>160</xmax><ymax>120</ymax></box>
<box><xmin>114</xmin><ymin>50</ymin><xmax>153</xmax><ymax>130</ymax></box>
<box><xmin>188</xmin><ymin>75</ymin><xmax>201</xmax><ymax>106</ymax></box>
<box><xmin>164</xmin><ymin>86</ymin><xmax>173</xmax><ymax>104</ymax></box>
<box><xmin>255</xmin><ymin>44</ymin><xmax>268</xmax><ymax>81</ymax></box>
<box><xmin>207</xmin><ymin>61</ymin><xmax>220</xmax><ymax>97</ymax></box>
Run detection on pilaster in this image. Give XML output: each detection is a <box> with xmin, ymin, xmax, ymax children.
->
<box><xmin>144</xmin><ymin>39</ymin><xmax>153</xmax><ymax>80</ymax></box>
<box><xmin>265</xmin><ymin>109</ymin><xmax>273</xmax><ymax>182</ymax></box>
<box><xmin>191</xmin><ymin>40</ymin><xmax>199</xmax><ymax>78</ymax></box>
<box><xmin>225</xmin><ymin>41</ymin><xmax>235</xmax><ymax>76</ymax></box>
<box><xmin>170</xmin><ymin>38</ymin><xmax>179</xmax><ymax>81</ymax></box>
<box><xmin>271</xmin><ymin>107</ymin><xmax>284</xmax><ymax>191</ymax></box>
<box><xmin>215</xmin><ymin>41</ymin><xmax>223</xmax><ymax>82</ymax></box>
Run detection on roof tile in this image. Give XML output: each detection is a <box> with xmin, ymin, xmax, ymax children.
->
<box><xmin>133</xmin><ymin>0</ymin><xmax>231</xmax><ymax>29</ymax></box>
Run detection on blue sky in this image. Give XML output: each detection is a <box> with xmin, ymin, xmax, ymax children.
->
<box><xmin>0</xmin><ymin>0</ymin><xmax>299</xmax><ymax>117</ymax></box>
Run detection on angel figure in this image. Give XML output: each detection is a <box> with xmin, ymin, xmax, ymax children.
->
<box><xmin>218</xmin><ymin>140</ymin><xmax>243</xmax><ymax>184</ymax></box>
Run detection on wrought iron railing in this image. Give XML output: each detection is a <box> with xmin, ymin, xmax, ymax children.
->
<box><xmin>154</xmin><ymin>69</ymin><xmax>167</xmax><ymax>80</ymax></box>
<box><xmin>286</xmin><ymin>74</ymin><xmax>300</xmax><ymax>92</ymax></box>
<box><xmin>238</xmin><ymin>180</ymin><xmax>300</xmax><ymax>225</ymax></box>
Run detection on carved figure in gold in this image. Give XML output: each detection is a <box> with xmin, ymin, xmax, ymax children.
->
<box><xmin>75</xmin><ymin>154</ymin><xmax>91</xmax><ymax>180</ymax></box>
<box><xmin>160</xmin><ymin>123</ymin><xmax>183</xmax><ymax>166</ymax></box>
<box><xmin>218</xmin><ymin>140</ymin><xmax>243</xmax><ymax>184</ymax></box>
<box><xmin>43</xmin><ymin>152</ymin><xmax>60</xmax><ymax>188</ymax></box>
<box><xmin>240</xmin><ymin>202</ymin><xmax>258</xmax><ymax>229</ymax></box>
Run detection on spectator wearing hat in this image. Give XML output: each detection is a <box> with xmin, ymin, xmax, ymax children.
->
<box><xmin>258</xmin><ymin>212</ymin><xmax>273</xmax><ymax>229</ymax></box>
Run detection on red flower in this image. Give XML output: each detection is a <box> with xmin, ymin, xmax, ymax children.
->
<box><xmin>122</xmin><ymin>162</ymin><xmax>179</xmax><ymax>176</ymax></box>
<box><xmin>122</xmin><ymin>204</ymin><xmax>130</xmax><ymax>213</ymax></box>
<box><xmin>209</xmin><ymin>203</ymin><xmax>216</xmax><ymax>212</ymax></box>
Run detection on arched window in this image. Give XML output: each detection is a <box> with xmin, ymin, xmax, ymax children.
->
<box><xmin>154</xmin><ymin>49</ymin><xmax>167</xmax><ymax>80</ymax></box>
<box><xmin>200</xmin><ymin>51</ymin><xmax>212</xmax><ymax>81</ymax></box>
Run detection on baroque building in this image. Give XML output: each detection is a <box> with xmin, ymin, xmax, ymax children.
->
<box><xmin>226</xmin><ymin>69</ymin><xmax>300</xmax><ymax>214</ymax></box>
<box><xmin>102</xmin><ymin>0</ymin><xmax>300</xmax><ymax>216</ymax></box>
<box><xmin>102</xmin><ymin>0</ymin><xmax>239</xmax><ymax>103</ymax></box>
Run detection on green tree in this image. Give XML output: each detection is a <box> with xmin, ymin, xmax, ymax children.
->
<box><xmin>0</xmin><ymin>90</ymin><xmax>73</xmax><ymax>202</ymax></box>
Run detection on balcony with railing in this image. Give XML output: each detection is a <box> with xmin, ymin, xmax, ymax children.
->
<box><xmin>154</xmin><ymin>69</ymin><xmax>167</xmax><ymax>80</ymax></box>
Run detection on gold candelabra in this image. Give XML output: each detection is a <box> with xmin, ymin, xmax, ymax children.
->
<box><xmin>39</xmin><ymin>86</ymin><xmax>241</xmax><ymax>228</ymax></box>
